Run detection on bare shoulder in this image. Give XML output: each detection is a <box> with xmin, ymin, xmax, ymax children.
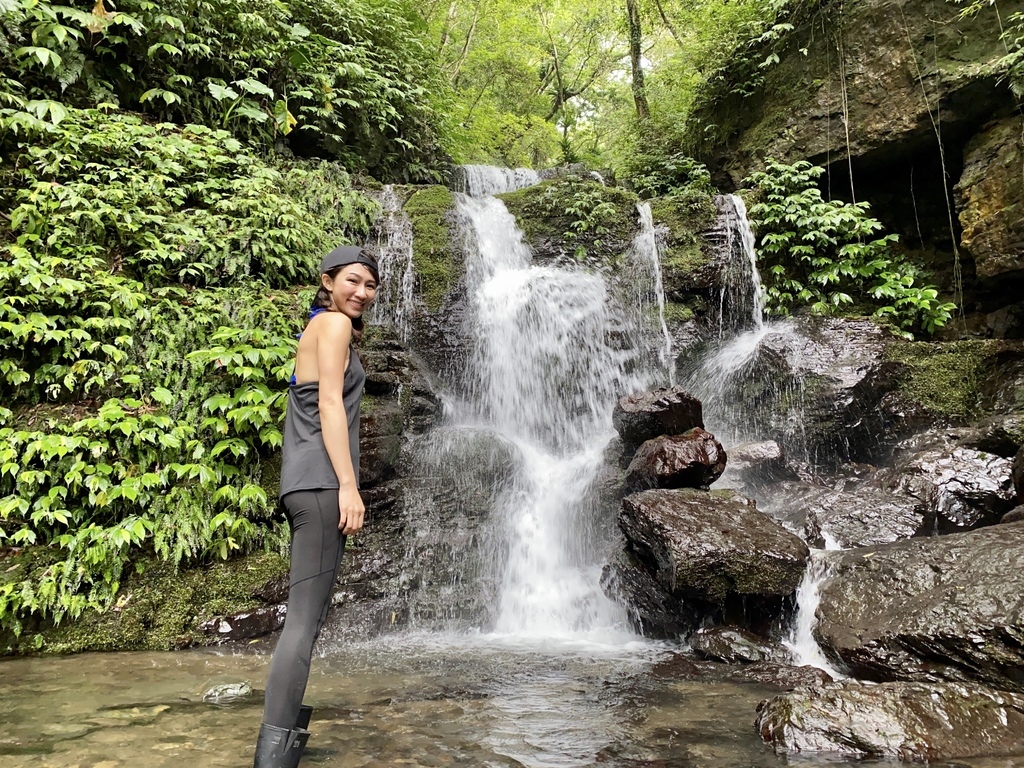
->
<box><xmin>311</xmin><ymin>311</ymin><xmax>353</xmax><ymax>340</ymax></box>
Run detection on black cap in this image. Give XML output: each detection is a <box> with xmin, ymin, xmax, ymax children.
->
<box><xmin>320</xmin><ymin>246</ymin><xmax>379</xmax><ymax>280</ymax></box>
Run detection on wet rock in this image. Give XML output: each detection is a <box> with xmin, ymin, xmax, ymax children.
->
<box><xmin>959</xmin><ymin>414</ymin><xmax>1024</xmax><ymax>458</ymax></box>
<box><xmin>715</xmin><ymin>441</ymin><xmax>795</xmax><ymax>489</ymax></box>
<box><xmin>1015</xmin><ymin>446</ymin><xmax>1024</xmax><ymax>501</ymax></box>
<box><xmin>1001</xmin><ymin>506</ymin><xmax>1024</xmax><ymax>525</ymax></box>
<box><xmin>815</xmin><ymin>523</ymin><xmax>1024</xmax><ymax>691</ymax></box>
<box><xmin>956</xmin><ymin>117</ymin><xmax>1024</xmax><ymax>280</ymax></box>
<box><xmin>625</xmin><ymin>428</ymin><xmax>727</xmax><ymax>491</ymax></box>
<box><xmin>688</xmin><ymin>626</ymin><xmax>779</xmax><ymax>664</ymax></box>
<box><xmin>612</xmin><ymin>386</ymin><xmax>704</xmax><ymax>448</ymax></box>
<box><xmin>756</xmin><ymin>680</ymin><xmax>1024</xmax><ymax>761</ymax></box>
<box><xmin>783</xmin><ymin>483</ymin><xmax>928</xmax><ymax>549</ymax></box>
<box><xmin>199</xmin><ymin>604</ymin><xmax>286</xmax><ymax>642</ymax></box>
<box><xmin>202</xmin><ymin>681</ymin><xmax>253</xmax><ymax>703</ymax></box>
<box><xmin>601</xmin><ymin>552</ymin><xmax>700</xmax><ymax>639</ymax></box>
<box><xmin>873</xmin><ymin>444</ymin><xmax>1015</xmax><ymax>531</ymax></box>
<box><xmin>649</xmin><ymin>653</ymin><xmax>831</xmax><ymax>689</ymax></box>
<box><xmin>619</xmin><ymin>488</ymin><xmax>809</xmax><ymax>604</ymax></box>
<box><xmin>723</xmin><ymin>662</ymin><xmax>832</xmax><ymax>689</ymax></box>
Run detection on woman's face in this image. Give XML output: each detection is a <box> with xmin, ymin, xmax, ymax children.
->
<box><xmin>323</xmin><ymin>264</ymin><xmax>378</xmax><ymax>319</ymax></box>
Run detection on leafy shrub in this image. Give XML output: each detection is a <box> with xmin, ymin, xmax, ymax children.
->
<box><xmin>745</xmin><ymin>159</ymin><xmax>955</xmax><ymax>334</ymax></box>
<box><xmin>0</xmin><ymin>0</ymin><xmax>449</xmax><ymax>179</ymax></box>
<box><xmin>0</xmin><ymin>107</ymin><xmax>381</xmax><ymax>639</ymax></box>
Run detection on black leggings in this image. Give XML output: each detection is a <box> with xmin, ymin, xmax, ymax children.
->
<box><xmin>262</xmin><ymin>488</ymin><xmax>346</xmax><ymax>729</ymax></box>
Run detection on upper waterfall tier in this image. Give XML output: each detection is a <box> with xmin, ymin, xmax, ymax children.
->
<box><xmin>459</xmin><ymin>165</ymin><xmax>540</xmax><ymax>197</ymax></box>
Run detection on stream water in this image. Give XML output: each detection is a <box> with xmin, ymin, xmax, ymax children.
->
<box><xmin>5</xmin><ymin>642</ymin><xmax>1024</xmax><ymax>767</ymax></box>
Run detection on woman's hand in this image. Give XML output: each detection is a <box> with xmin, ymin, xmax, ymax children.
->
<box><xmin>338</xmin><ymin>484</ymin><xmax>365</xmax><ymax>534</ymax></box>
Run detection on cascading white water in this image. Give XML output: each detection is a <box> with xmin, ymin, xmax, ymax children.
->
<box><xmin>453</xmin><ymin>190</ymin><xmax>651</xmax><ymax>640</ymax></box>
<box><xmin>368</xmin><ymin>185</ymin><xmax>415</xmax><ymax>340</ymax></box>
<box><xmin>717</xmin><ymin>193</ymin><xmax>765</xmax><ymax>336</ymax></box>
<box><xmin>398</xmin><ymin>167</ymin><xmax>678</xmax><ymax>642</ymax></box>
<box><xmin>461</xmin><ymin>165</ymin><xmax>541</xmax><ymax>197</ymax></box>
<box><xmin>783</xmin><ymin>549</ymin><xmax>845</xmax><ymax>677</ymax></box>
<box><xmin>631</xmin><ymin>203</ymin><xmax>675</xmax><ymax>384</ymax></box>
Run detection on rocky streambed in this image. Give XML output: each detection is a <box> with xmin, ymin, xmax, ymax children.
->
<box><xmin>600</xmin><ymin>362</ymin><xmax>1024</xmax><ymax>762</ymax></box>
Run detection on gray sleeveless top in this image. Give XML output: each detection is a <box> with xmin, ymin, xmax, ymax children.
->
<box><xmin>278</xmin><ymin>347</ymin><xmax>365</xmax><ymax>498</ymax></box>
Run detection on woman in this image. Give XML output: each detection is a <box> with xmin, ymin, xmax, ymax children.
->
<box><xmin>254</xmin><ymin>245</ymin><xmax>379</xmax><ymax>768</ymax></box>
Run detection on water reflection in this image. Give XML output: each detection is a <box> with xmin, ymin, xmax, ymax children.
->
<box><xmin>2</xmin><ymin>636</ymin><xmax>1021</xmax><ymax>767</ymax></box>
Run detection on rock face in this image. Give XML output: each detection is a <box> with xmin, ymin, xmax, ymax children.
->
<box><xmin>757</xmin><ymin>680</ymin><xmax>1024</xmax><ymax>761</ymax></box>
<box><xmin>715</xmin><ymin>440</ymin><xmax>795</xmax><ymax>489</ymax></box>
<box><xmin>815</xmin><ymin>523</ymin><xmax>1024</xmax><ymax>692</ymax></box>
<box><xmin>688</xmin><ymin>0</ymin><xmax>1010</xmax><ymax>185</ymax></box>
<box><xmin>873</xmin><ymin>444</ymin><xmax>1016</xmax><ymax>531</ymax></box>
<box><xmin>600</xmin><ymin>551</ymin><xmax>699</xmax><ymax>639</ymax></box>
<box><xmin>612</xmin><ymin>386</ymin><xmax>704</xmax><ymax>447</ymax></box>
<box><xmin>625</xmin><ymin>428</ymin><xmax>727</xmax><ymax>490</ymax></box>
<box><xmin>619</xmin><ymin>488</ymin><xmax>809</xmax><ymax>604</ymax></box>
<box><xmin>956</xmin><ymin>117</ymin><xmax>1024</xmax><ymax>280</ymax></box>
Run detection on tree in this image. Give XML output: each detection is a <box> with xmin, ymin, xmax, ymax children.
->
<box><xmin>626</xmin><ymin>0</ymin><xmax>651</xmax><ymax>121</ymax></box>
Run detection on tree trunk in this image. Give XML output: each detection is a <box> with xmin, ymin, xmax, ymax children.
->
<box><xmin>626</xmin><ymin>0</ymin><xmax>650</xmax><ymax>121</ymax></box>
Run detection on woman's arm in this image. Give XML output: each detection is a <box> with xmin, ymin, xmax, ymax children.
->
<box><xmin>316</xmin><ymin>313</ymin><xmax>364</xmax><ymax>534</ymax></box>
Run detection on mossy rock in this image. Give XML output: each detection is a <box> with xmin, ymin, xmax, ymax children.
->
<box><xmin>0</xmin><ymin>551</ymin><xmax>288</xmax><ymax>655</ymax></box>
<box><xmin>883</xmin><ymin>340</ymin><xmax>1024</xmax><ymax>419</ymax></box>
<box><xmin>648</xmin><ymin>191</ymin><xmax>718</xmax><ymax>300</ymax></box>
<box><xmin>499</xmin><ymin>179</ymin><xmax>639</xmax><ymax>264</ymax></box>
<box><xmin>403</xmin><ymin>185</ymin><xmax>460</xmax><ymax>312</ymax></box>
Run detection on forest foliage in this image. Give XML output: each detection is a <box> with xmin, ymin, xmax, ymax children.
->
<box><xmin>1</xmin><ymin>0</ymin><xmax>993</xmax><ymax>641</ymax></box>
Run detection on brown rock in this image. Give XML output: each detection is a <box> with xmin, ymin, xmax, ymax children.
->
<box><xmin>625</xmin><ymin>428</ymin><xmax>727</xmax><ymax>490</ymax></box>
<box><xmin>618</xmin><ymin>488</ymin><xmax>809</xmax><ymax>604</ymax></box>
<box><xmin>956</xmin><ymin>117</ymin><xmax>1024</xmax><ymax>279</ymax></box>
<box><xmin>612</xmin><ymin>386</ymin><xmax>703</xmax><ymax>447</ymax></box>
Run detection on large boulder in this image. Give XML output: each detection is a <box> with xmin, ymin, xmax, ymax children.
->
<box><xmin>625</xmin><ymin>428</ymin><xmax>727</xmax><ymax>490</ymax></box>
<box><xmin>612</xmin><ymin>386</ymin><xmax>704</xmax><ymax>448</ymax></box>
<box><xmin>757</xmin><ymin>680</ymin><xmax>1024</xmax><ymax>761</ymax></box>
<box><xmin>814</xmin><ymin>523</ymin><xmax>1024</xmax><ymax>691</ymax></box>
<box><xmin>956</xmin><ymin>117</ymin><xmax>1024</xmax><ymax>280</ymax></box>
<box><xmin>618</xmin><ymin>488</ymin><xmax>809</xmax><ymax>605</ymax></box>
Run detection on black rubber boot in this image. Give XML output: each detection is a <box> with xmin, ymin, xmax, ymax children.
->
<box><xmin>296</xmin><ymin>705</ymin><xmax>313</xmax><ymax>731</ymax></box>
<box><xmin>253</xmin><ymin>722</ymin><xmax>309</xmax><ymax>768</ymax></box>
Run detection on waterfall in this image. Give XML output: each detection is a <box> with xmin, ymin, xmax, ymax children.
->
<box><xmin>631</xmin><ymin>203</ymin><xmax>675</xmax><ymax>385</ymax></box>
<box><xmin>783</xmin><ymin>549</ymin><xmax>845</xmax><ymax>678</ymax></box>
<box><xmin>368</xmin><ymin>185</ymin><xmax>415</xmax><ymax>341</ymax></box>
<box><xmin>460</xmin><ymin>165</ymin><xmax>540</xmax><ymax>197</ymax></box>
<box><xmin>716</xmin><ymin>194</ymin><xmax>765</xmax><ymax>336</ymax></box>
<box><xmin>402</xmin><ymin>166</ymin><xmax>670</xmax><ymax>642</ymax></box>
<box><xmin>682</xmin><ymin>194</ymin><xmax>776</xmax><ymax>446</ymax></box>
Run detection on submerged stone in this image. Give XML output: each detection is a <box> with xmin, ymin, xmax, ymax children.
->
<box><xmin>757</xmin><ymin>680</ymin><xmax>1024</xmax><ymax>761</ymax></box>
<box><xmin>688</xmin><ymin>626</ymin><xmax>779</xmax><ymax>665</ymax></box>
